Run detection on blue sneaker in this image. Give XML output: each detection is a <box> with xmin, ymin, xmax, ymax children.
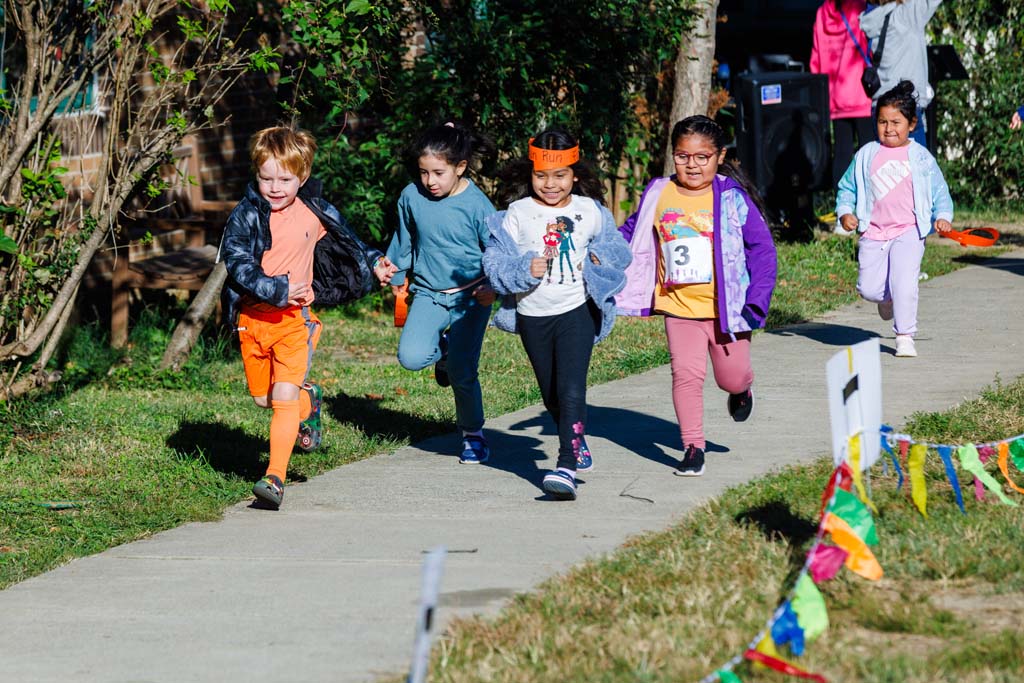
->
<box><xmin>542</xmin><ymin>470</ymin><xmax>577</xmax><ymax>500</ymax></box>
<box><xmin>459</xmin><ymin>434</ymin><xmax>490</xmax><ymax>464</ymax></box>
<box><xmin>575</xmin><ymin>437</ymin><xmax>593</xmax><ymax>473</ymax></box>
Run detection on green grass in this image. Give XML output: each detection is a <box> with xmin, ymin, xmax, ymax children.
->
<box><xmin>422</xmin><ymin>376</ymin><xmax>1024</xmax><ymax>683</ymax></box>
<box><xmin>0</xmin><ymin>232</ymin><xmax>1014</xmax><ymax>613</ymax></box>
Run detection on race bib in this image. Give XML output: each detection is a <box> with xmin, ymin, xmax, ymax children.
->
<box><xmin>662</xmin><ymin>235</ymin><xmax>712</xmax><ymax>285</ymax></box>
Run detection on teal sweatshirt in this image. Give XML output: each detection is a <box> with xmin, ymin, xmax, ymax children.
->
<box><xmin>386</xmin><ymin>180</ymin><xmax>495</xmax><ymax>291</ymax></box>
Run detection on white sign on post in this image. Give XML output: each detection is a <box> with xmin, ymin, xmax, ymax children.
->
<box><xmin>826</xmin><ymin>337</ymin><xmax>882</xmax><ymax>470</ymax></box>
<box><xmin>408</xmin><ymin>546</ymin><xmax>447</xmax><ymax>683</ymax></box>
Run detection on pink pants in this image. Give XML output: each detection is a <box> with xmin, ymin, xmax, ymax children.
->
<box><xmin>665</xmin><ymin>317</ymin><xmax>753</xmax><ymax>450</ymax></box>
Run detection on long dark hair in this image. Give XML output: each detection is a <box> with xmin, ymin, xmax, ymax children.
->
<box><xmin>496</xmin><ymin>128</ymin><xmax>605</xmax><ymax>208</ymax></box>
<box><xmin>670</xmin><ymin>115</ymin><xmax>768</xmax><ymax>219</ymax></box>
<box><xmin>404</xmin><ymin>120</ymin><xmax>495</xmax><ymax>179</ymax></box>
<box><xmin>876</xmin><ymin>80</ymin><xmax>918</xmax><ymax>124</ymax></box>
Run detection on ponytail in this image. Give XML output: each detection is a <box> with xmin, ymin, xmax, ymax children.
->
<box><xmin>404</xmin><ymin>120</ymin><xmax>495</xmax><ymax>179</ymax></box>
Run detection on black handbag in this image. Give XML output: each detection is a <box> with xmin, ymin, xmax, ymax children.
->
<box><xmin>844</xmin><ymin>12</ymin><xmax>890</xmax><ymax>98</ymax></box>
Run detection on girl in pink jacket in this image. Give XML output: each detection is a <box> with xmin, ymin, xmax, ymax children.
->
<box><xmin>811</xmin><ymin>0</ymin><xmax>874</xmax><ymax>187</ymax></box>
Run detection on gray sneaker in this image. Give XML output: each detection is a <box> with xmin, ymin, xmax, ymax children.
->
<box><xmin>252</xmin><ymin>474</ymin><xmax>284</xmax><ymax>509</ymax></box>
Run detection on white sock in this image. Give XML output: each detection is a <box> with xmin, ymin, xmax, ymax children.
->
<box><xmin>463</xmin><ymin>429</ymin><xmax>483</xmax><ymax>438</ymax></box>
<box><xmin>557</xmin><ymin>467</ymin><xmax>576</xmax><ymax>479</ymax></box>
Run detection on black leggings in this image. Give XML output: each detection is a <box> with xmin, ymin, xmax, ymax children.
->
<box><xmin>517</xmin><ymin>302</ymin><xmax>598</xmax><ymax>471</ymax></box>
<box><xmin>832</xmin><ymin>116</ymin><xmax>875</xmax><ymax>187</ymax></box>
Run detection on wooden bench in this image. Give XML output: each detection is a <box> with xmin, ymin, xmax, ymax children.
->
<box><xmin>109</xmin><ymin>140</ymin><xmax>235</xmax><ymax>348</ymax></box>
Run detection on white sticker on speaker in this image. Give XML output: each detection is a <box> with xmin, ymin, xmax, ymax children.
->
<box><xmin>760</xmin><ymin>84</ymin><xmax>782</xmax><ymax>105</ymax></box>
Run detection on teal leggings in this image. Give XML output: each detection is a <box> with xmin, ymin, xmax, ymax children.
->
<box><xmin>397</xmin><ymin>286</ymin><xmax>491</xmax><ymax>432</ymax></box>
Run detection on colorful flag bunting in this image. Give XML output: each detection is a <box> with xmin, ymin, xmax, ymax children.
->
<box><xmin>936</xmin><ymin>446</ymin><xmax>966</xmax><ymax>514</ymax></box>
<box><xmin>880</xmin><ymin>429</ymin><xmax>904</xmax><ymax>490</ymax></box>
<box><xmin>908</xmin><ymin>443</ymin><xmax>929</xmax><ymax>518</ymax></box>
<box><xmin>828</xmin><ymin>488</ymin><xmax>879</xmax><ymax>545</ymax></box>
<box><xmin>958</xmin><ymin>444</ymin><xmax>1019</xmax><ymax>507</ymax></box>
<box><xmin>771</xmin><ymin>602</ymin><xmax>806</xmax><ymax>656</ymax></box>
<box><xmin>1010</xmin><ymin>439</ymin><xmax>1024</xmax><ymax>472</ymax></box>
<box><xmin>822</xmin><ymin>513</ymin><xmax>883</xmax><ymax>580</ymax></box>
<box><xmin>819</xmin><ymin>462</ymin><xmax>853</xmax><ymax>518</ymax></box>
<box><xmin>745</xmin><ymin>641</ymin><xmax>828</xmax><ymax>682</ymax></box>
<box><xmin>997</xmin><ymin>442</ymin><xmax>1024</xmax><ymax>494</ymax></box>
<box><xmin>808</xmin><ymin>544</ymin><xmax>848</xmax><ymax>583</ymax></box>
<box><xmin>791</xmin><ymin>574</ymin><xmax>829</xmax><ymax>641</ymax></box>
<box><xmin>703</xmin><ymin>424</ymin><xmax>1024</xmax><ymax>683</ymax></box>
<box><xmin>847</xmin><ymin>434</ymin><xmax>878</xmax><ymax>512</ymax></box>
<box><xmin>898</xmin><ymin>439</ymin><xmax>910</xmax><ymax>490</ymax></box>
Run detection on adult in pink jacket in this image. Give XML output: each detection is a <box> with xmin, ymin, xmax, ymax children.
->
<box><xmin>811</xmin><ymin>0</ymin><xmax>874</xmax><ymax>187</ymax></box>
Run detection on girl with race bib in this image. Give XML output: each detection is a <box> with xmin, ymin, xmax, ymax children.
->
<box><xmin>617</xmin><ymin>115</ymin><xmax>777</xmax><ymax>477</ymax></box>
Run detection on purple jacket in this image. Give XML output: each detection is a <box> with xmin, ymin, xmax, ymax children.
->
<box><xmin>617</xmin><ymin>175</ymin><xmax>777</xmax><ymax>337</ymax></box>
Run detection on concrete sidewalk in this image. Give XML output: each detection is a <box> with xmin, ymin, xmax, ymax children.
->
<box><xmin>2</xmin><ymin>251</ymin><xmax>1023</xmax><ymax>682</ymax></box>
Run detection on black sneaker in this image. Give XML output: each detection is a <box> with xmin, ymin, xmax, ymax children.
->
<box><xmin>727</xmin><ymin>388</ymin><xmax>754</xmax><ymax>422</ymax></box>
<box><xmin>673</xmin><ymin>445</ymin><xmax>705</xmax><ymax>477</ymax></box>
<box><xmin>252</xmin><ymin>474</ymin><xmax>284</xmax><ymax>509</ymax></box>
<box><xmin>434</xmin><ymin>331</ymin><xmax>451</xmax><ymax>388</ymax></box>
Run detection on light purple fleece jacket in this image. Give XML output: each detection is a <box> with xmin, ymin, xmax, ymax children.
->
<box><xmin>617</xmin><ymin>175</ymin><xmax>777</xmax><ymax>337</ymax></box>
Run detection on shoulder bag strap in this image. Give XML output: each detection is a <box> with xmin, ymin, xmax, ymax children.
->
<box><xmin>873</xmin><ymin>13</ymin><xmax>892</xmax><ymax>67</ymax></box>
<box><xmin>841</xmin><ymin>12</ymin><xmax>873</xmax><ymax>67</ymax></box>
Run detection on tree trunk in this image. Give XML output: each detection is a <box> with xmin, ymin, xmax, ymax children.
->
<box><xmin>664</xmin><ymin>0</ymin><xmax>720</xmax><ymax>176</ymax></box>
<box><xmin>159</xmin><ymin>262</ymin><xmax>227</xmax><ymax>372</ymax></box>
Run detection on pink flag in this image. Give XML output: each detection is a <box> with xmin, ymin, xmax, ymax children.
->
<box><xmin>808</xmin><ymin>544</ymin><xmax>848</xmax><ymax>583</ymax></box>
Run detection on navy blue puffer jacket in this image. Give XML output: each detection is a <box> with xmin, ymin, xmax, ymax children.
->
<box><xmin>219</xmin><ymin>179</ymin><xmax>382</xmax><ymax>324</ymax></box>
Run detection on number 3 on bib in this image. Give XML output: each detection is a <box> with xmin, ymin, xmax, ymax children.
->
<box><xmin>662</xmin><ymin>235</ymin><xmax>712</xmax><ymax>285</ymax></box>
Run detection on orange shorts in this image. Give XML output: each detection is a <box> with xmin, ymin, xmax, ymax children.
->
<box><xmin>238</xmin><ymin>305</ymin><xmax>322</xmax><ymax>397</ymax></box>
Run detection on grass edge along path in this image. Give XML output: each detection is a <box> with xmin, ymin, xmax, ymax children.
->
<box><xmin>421</xmin><ymin>375</ymin><xmax>1024</xmax><ymax>683</ymax></box>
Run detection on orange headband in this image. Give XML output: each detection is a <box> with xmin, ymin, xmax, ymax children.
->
<box><xmin>528</xmin><ymin>138</ymin><xmax>580</xmax><ymax>170</ymax></box>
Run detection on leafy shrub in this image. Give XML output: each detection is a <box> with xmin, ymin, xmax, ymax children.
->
<box><xmin>931</xmin><ymin>2</ymin><xmax>1024</xmax><ymax>203</ymax></box>
<box><xmin>292</xmin><ymin>0</ymin><xmax>700</xmax><ymax>246</ymax></box>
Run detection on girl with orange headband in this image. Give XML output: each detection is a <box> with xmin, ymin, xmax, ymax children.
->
<box><xmin>483</xmin><ymin>129</ymin><xmax>631</xmax><ymax>500</ymax></box>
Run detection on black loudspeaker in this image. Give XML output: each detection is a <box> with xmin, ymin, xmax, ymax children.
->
<box><xmin>734</xmin><ymin>72</ymin><xmax>831</xmax><ymax>226</ymax></box>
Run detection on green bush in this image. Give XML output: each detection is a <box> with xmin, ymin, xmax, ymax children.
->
<box><xmin>292</xmin><ymin>1</ymin><xmax>700</xmax><ymax>246</ymax></box>
<box><xmin>931</xmin><ymin>1</ymin><xmax>1024</xmax><ymax>203</ymax></box>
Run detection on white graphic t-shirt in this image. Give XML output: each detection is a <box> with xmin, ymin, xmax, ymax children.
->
<box><xmin>865</xmin><ymin>144</ymin><xmax>916</xmax><ymax>241</ymax></box>
<box><xmin>500</xmin><ymin>195</ymin><xmax>600</xmax><ymax>317</ymax></box>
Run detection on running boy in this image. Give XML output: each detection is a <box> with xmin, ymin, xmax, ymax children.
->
<box><xmin>221</xmin><ymin>126</ymin><xmax>393</xmax><ymax>509</ymax></box>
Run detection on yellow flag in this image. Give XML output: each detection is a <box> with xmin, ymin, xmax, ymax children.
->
<box><xmin>908</xmin><ymin>443</ymin><xmax>928</xmax><ymax>518</ymax></box>
<box><xmin>848</xmin><ymin>434</ymin><xmax>878</xmax><ymax>513</ymax></box>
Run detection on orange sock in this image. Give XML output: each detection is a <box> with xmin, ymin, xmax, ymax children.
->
<box><xmin>299</xmin><ymin>386</ymin><xmax>311</xmax><ymax>421</ymax></box>
<box><xmin>266</xmin><ymin>398</ymin><xmax>300</xmax><ymax>482</ymax></box>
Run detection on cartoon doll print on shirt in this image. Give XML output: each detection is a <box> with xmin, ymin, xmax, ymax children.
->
<box><xmin>659</xmin><ymin>207</ymin><xmax>714</xmax><ymax>286</ymax></box>
<box><xmin>556</xmin><ymin>216</ymin><xmax>577</xmax><ymax>284</ymax></box>
<box><xmin>542</xmin><ymin>221</ymin><xmax>562</xmax><ymax>283</ymax></box>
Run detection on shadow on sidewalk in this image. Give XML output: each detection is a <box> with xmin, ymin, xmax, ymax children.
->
<box><xmin>957</xmin><ymin>254</ymin><xmax>1024</xmax><ymax>277</ymax></box>
<box><xmin>508</xmin><ymin>406</ymin><xmax>729</xmax><ymax>471</ymax></box>
<box><xmin>767</xmin><ymin>322</ymin><xmax>881</xmax><ymax>347</ymax></box>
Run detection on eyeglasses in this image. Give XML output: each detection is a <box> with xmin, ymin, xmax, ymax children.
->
<box><xmin>672</xmin><ymin>152</ymin><xmax>713</xmax><ymax>166</ymax></box>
